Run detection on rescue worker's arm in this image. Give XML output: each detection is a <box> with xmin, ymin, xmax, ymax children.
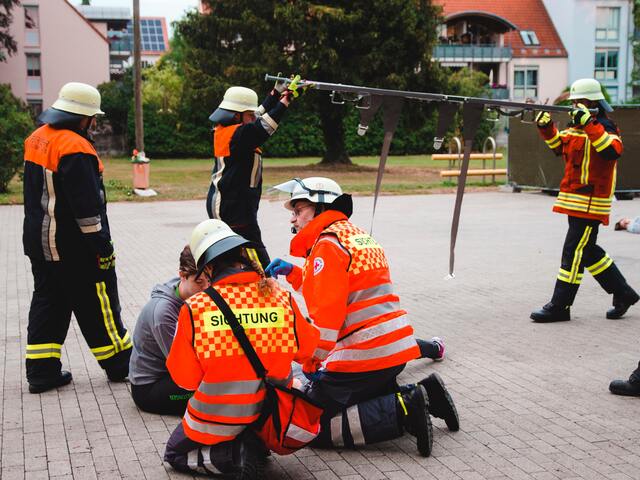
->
<box><xmin>286</xmin><ymin>265</ymin><xmax>303</xmax><ymax>291</ymax></box>
<box><xmin>535</xmin><ymin>113</ymin><xmax>563</xmax><ymax>156</ymax></box>
<box><xmin>231</xmin><ymin>101</ymin><xmax>288</xmax><ymax>155</ymax></box>
<box><xmin>584</xmin><ymin>119</ymin><xmax>623</xmax><ymax>161</ymax></box>
<box><xmin>166</xmin><ymin>305</ymin><xmax>203</xmax><ymax>391</ymax></box>
<box><xmin>290</xmin><ymin>295</ymin><xmax>320</xmax><ymax>364</ymax></box>
<box><xmin>57</xmin><ymin>153</ymin><xmax>113</xmax><ymax>258</ymax></box>
<box><xmin>303</xmin><ymin>237</ymin><xmax>350</xmax><ymax>365</ymax></box>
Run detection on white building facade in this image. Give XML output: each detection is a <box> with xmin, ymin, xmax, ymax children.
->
<box><xmin>542</xmin><ymin>0</ymin><xmax>635</xmax><ymax>102</ymax></box>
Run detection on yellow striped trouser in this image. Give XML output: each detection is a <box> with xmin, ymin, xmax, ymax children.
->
<box><xmin>91</xmin><ymin>281</ymin><xmax>132</xmax><ymax>361</ymax></box>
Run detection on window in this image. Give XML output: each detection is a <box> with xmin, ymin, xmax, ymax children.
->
<box><xmin>596</xmin><ymin>7</ymin><xmax>620</xmax><ymax>41</ymax></box>
<box><xmin>26</xmin><ymin>54</ymin><xmax>41</xmax><ymax>93</ymax></box>
<box><xmin>520</xmin><ymin>31</ymin><xmax>539</xmax><ymax>46</ymax></box>
<box><xmin>27</xmin><ymin>99</ymin><xmax>43</xmax><ymax>117</ymax></box>
<box><xmin>24</xmin><ymin>5</ymin><xmax>39</xmax><ymax>46</ymax></box>
<box><xmin>594</xmin><ymin>48</ymin><xmax>618</xmax><ymax>80</ymax></box>
<box><xmin>514</xmin><ymin>67</ymin><xmax>538</xmax><ymax>100</ymax></box>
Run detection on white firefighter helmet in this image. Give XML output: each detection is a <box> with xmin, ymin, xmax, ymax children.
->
<box><xmin>51</xmin><ymin>82</ymin><xmax>104</xmax><ymax>117</ymax></box>
<box><xmin>270</xmin><ymin>177</ymin><xmax>343</xmax><ymax>210</ymax></box>
<box><xmin>568</xmin><ymin>78</ymin><xmax>613</xmax><ymax>112</ymax></box>
<box><xmin>209</xmin><ymin>86</ymin><xmax>259</xmax><ymax>124</ymax></box>
<box><xmin>190</xmin><ymin>219</ymin><xmax>250</xmax><ymax>275</ymax></box>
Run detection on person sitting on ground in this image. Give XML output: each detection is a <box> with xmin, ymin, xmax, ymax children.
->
<box><xmin>129</xmin><ymin>245</ymin><xmax>208</xmax><ymax>415</ymax></box>
<box><xmin>615</xmin><ymin>217</ymin><xmax>640</xmax><ymax>234</ymax></box>
<box><xmin>163</xmin><ymin>219</ymin><xmax>320</xmax><ymax>477</ymax></box>
<box><xmin>610</xmin><ymin>362</ymin><xmax>640</xmax><ymax>396</ymax></box>
<box><xmin>266</xmin><ymin>177</ymin><xmax>459</xmax><ymax>457</ymax></box>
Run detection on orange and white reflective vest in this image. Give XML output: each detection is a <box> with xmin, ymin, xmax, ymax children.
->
<box><xmin>166</xmin><ymin>270</ymin><xmax>319</xmax><ymax>445</ymax></box>
<box><xmin>539</xmin><ymin>115</ymin><xmax>623</xmax><ymax>225</ymax></box>
<box><xmin>286</xmin><ymin>210</ymin><xmax>420</xmax><ymax>373</ymax></box>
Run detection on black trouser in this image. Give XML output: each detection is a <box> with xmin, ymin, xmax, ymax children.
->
<box><xmin>551</xmin><ymin>216</ymin><xmax>631</xmax><ymax>307</ymax></box>
<box><xmin>131</xmin><ymin>375</ymin><xmax>193</xmax><ymax>416</ymax></box>
<box><xmin>231</xmin><ymin>224</ymin><xmax>270</xmax><ymax>269</ymax></box>
<box><xmin>26</xmin><ymin>256</ymin><xmax>132</xmax><ymax>384</ymax></box>
<box><xmin>305</xmin><ymin>365</ymin><xmax>407</xmax><ymax>448</ymax></box>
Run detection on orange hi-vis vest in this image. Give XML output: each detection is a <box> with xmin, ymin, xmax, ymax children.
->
<box><xmin>166</xmin><ymin>271</ymin><xmax>319</xmax><ymax>446</ymax></box>
<box><xmin>539</xmin><ymin>119</ymin><xmax>622</xmax><ymax>225</ymax></box>
<box><xmin>24</xmin><ymin>124</ymin><xmax>103</xmax><ymax>173</ymax></box>
<box><xmin>287</xmin><ymin>211</ymin><xmax>420</xmax><ymax>373</ymax></box>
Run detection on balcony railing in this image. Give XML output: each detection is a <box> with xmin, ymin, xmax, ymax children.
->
<box><xmin>433</xmin><ymin>44</ymin><xmax>512</xmax><ymax>62</ymax></box>
<box><xmin>489</xmin><ymin>87</ymin><xmax>509</xmax><ymax>100</ymax></box>
<box><xmin>110</xmin><ymin>38</ymin><xmax>132</xmax><ymax>55</ymax></box>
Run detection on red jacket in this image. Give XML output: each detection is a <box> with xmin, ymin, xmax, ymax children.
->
<box><xmin>539</xmin><ymin>114</ymin><xmax>623</xmax><ymax>225</ymax></box>
<box><xmin>167</xmin><ymin>270</ymin><xmax>319</xmax><ymax>445</ymax></box>
<box><xmin>285</xmin><ymin>211</ymin><xmax>419</xmax><ymax>373</ymax></box>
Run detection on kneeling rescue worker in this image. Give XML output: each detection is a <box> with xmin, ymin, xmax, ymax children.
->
<box><xmin>530</xmin><ymin>78</ymin><xmax>639</xmax><ymax>323</ymax></box>
<box><xmin>164</xmin><ymin>219</ymin><xmax>319</xmax><ymax>477</ymax></box>
<box><xmin>23</xmin><ymin>82</ymin><xmax>131</xmax><ymax>393</ymax></box>
<box><xmin>266</xmin><ymin>177</ymin><xmax>459</xmax><ymax>457</ymax></box>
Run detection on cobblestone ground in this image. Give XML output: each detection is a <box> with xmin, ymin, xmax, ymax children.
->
<box><xmin>2</xmin><ymin>191</ymin><xmax>640</xmax><ymax>480</ymax></box>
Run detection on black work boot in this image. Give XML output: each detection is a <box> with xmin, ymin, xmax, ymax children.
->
<box><xmin>29</xmin><ymin>370</ymin><xmax>73</xmax><ymax>394</ymax></box>
<box><xmin>233</xmin><ymin>433</ymin><xmax>267</xmax><ymax>480</ymax></box>
<box><xmin>530</xmin><ymin>302</ymin><xmax>570</xmax><ymax>323</ymax></box>
<box><xmin>419</xmin><ymin>373</ymin><xmax>459</xmax><ymax>431</ymax></box>
<box><xmin>401</xmin><ymin>385</ymin><xmax>433</xmax><ymax>457</ymax></box>
<box><xmin>606</xmin><ymin>288</ymin><xmax>640</xmax><ymax>319</ymax></box>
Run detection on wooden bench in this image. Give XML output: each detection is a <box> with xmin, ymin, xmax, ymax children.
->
<box><xmin>440</xmin><ymin>168</ymin><xmax>507</xmax><ymax>178</ymax></box>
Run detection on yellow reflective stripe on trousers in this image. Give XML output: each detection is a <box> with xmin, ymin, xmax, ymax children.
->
<box><xmin>568</xmin><ymin>226</ymin><xmax>592</xmax><ymax>284</ymax></box>
<box><xmin>95</xmin><ymin>281</ymin><xmax>126</xmax><ymax>353</ymax></box>
<box><xmin>557</xmin><ymin>268</ymin><xmax>583</xmax><ymax>285</ymax></box>
<box><xmin>91</xmin><ymin>344</ymin><xmax>116</xmax><ymax>360</ymax></box>
<box><xmin>26</xmin><ymin>343</ymin><xmax>62</xmax><ymax>359</ymax></box>
<box><xmin>587</xmin><ymin>255</ymin><xmax>613</xmax><ymax>276</ymax></box>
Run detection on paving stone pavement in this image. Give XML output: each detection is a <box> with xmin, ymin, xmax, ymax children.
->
<box><xmin>1</xmin><ymin>191</ymin><xmax>640</xmax><ymax>480</ymax></box>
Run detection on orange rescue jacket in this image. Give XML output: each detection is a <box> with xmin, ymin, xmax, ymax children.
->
<box><xmin>166</xmin><ymin>271</ymin><xmax>319</xmax><ymax>445</ymax></box>
<box><xmin>539</xmin><ymin>116</ymin><xmax>623</xmax><ymax>225</ymax></box>
<box><xmin>286</xmin><ymin>211</ymin><xmax>419</xmax><ymax>373</ymax></box>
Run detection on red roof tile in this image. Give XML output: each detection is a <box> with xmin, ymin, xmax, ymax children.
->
<box><xmin>433</xmin><ymin>0</ymin><xmax>567</xmax><ymax>58</ymax></box>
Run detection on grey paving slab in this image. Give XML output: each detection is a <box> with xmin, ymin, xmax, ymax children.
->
<box><xmin>1</xmin><ymin>191</ymin><xmax>640</xmax><ymax>479</ymax></box>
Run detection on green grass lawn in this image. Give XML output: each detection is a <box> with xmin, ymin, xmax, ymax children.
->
<box><xmin>0</xmin><ymin>153</ymin><xmax>507</xmax><ymax>205</ymax></box>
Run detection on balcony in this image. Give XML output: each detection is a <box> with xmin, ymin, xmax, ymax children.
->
<box><xmin>110</xmin><ymin>38</ymin><xmax>132</xmax><ymax>56</ymax></box>
<box><xmin>433</xmin><ymin>44</ymin><xmax>512</xmax><ymax>63</ymax></box>
<box><xmin>489</xmin><ymin>86</ymin><xmax>509</xmax><ymax>99</ymax></box>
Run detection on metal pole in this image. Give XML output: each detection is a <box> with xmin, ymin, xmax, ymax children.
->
<box><xmin>133</xmin><ymin>0</ymin><xmax>144</xmax><ymax>154</ymax></box>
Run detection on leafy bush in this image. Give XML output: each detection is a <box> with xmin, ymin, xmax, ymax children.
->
<box><xmin>0</xmin><ymin>84</ymin><xmax>34</xmax><ymax>192</ymax></box>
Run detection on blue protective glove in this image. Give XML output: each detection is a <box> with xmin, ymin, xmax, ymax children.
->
<box><xmin>265</xmin><ymin>258</ymin><xmax>293</xmax><ymax>278</ymax></box>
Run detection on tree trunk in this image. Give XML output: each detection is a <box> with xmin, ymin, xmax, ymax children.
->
<box><xmin>318</xmin><ymin>102</ymin><xmax>351</xmax><ymax>165</ymax></box>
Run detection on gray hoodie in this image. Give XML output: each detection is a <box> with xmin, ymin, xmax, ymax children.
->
<box><xmin>129</xmin><ymin>278</ymin><xmax>183</xmax><ymax>385</ymax></box>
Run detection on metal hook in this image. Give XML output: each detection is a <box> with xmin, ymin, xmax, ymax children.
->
<box><xmin>355</xmin><ymin>94</ymin><xmax>372</xmax><ymax>110</ymax></box>
<box><xmin>330</xmin><ymin>91</ymin><xmax>345</xmax><ymax>105</ymax></box>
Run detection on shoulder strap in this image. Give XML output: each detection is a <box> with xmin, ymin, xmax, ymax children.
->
<box><xmin>204</xmin><ymin>286</ymin><xmax>266</xmax><ymax>378</ymax></box>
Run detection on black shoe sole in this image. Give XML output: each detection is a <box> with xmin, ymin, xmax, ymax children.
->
<box><xmin>411</xmin><ymin>385</ymin><xmax>433</xmax><ymax>457</ymax></box>
<box><xmin>29</xmin><ymin>371</ymin><xmax>73</xmax><ymax>394</ymax></box>
<box><xmin>530</xmin><ymin>314</ymin><xmax>570</xmax><ymax>323</ymax></box>
<box><xmin>420</xmin><ymin>373</ymin><xmax>460</xmax><ymax>432</ymax></box>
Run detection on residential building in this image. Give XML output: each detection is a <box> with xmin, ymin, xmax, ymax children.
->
<box><xmin>0</xmin><ymin>0</ymin><xmax>110</xmax><ymax>114</ymax></box>
<box><xmin>542</xmin><ymin>0</ymin><xmax>634</xmax><ymax>102</ymax></box>
<box><xmin>433</xmin><ymin>0</ymin><xmax>569</xmax><ymax>104</ymax></box>
<box><xmin>76</xmin><ymin>4</ymin><xmax>170</xmax><ymax>78</ymax></box>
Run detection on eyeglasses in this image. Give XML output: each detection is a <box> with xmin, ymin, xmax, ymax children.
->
<box><xmin>291</xmin><ymin>204</ymin><xmax>314</xmax><ymax>218</ymax></box>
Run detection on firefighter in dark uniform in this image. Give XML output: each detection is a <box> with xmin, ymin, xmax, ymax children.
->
<box><xmin>530</xmin><ymin>78</ymin><xmax>639</xmax><ymax>323</ymax></box>
<box><xmin>23</xmin><ymin>82</ymin><xmax>132</xmax><ymax>393</ymax></box>
<box><xmin>206</xmin><ymin>77</ymin><xmax>303</xmax><ymax>269</ymax></box>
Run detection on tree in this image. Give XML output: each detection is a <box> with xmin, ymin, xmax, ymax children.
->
<box><xmin>98</xmin><ymin>70</ymin><xmax>133</xmax><ymax>135</ymax></box>
<box><xmin>0</xmin><ymin>84</ymin><xmax>34</xmax><ymax>192</ymax></box>
<box><xmin>175</xmin><ymin>0</ymin><xmax>444</xmax><ymax>164</ymax></box>
<box><xmin>143</xmin><ymin>62</ymin><xmax>183</xmax><ymax>113</ymax></box>
<box><xmin>0</xmin><ymin>0</ymin><xmax>21</xmax><ymax>62</ymax></box>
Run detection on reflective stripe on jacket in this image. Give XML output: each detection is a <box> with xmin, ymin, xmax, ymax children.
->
<box><xmin>166</xmin><ymin>270</ymin><xmax>319</xmax><ymax>445</ymax></box>
<box><xmin>539</xmin><ymin>117</ymin><xmax>623</xmax><ymax>225</ymax></box>
<box><xmin>287</xmin><ymin>211</ymin><xmax>419</xmax><ymax>373</ymax></box>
